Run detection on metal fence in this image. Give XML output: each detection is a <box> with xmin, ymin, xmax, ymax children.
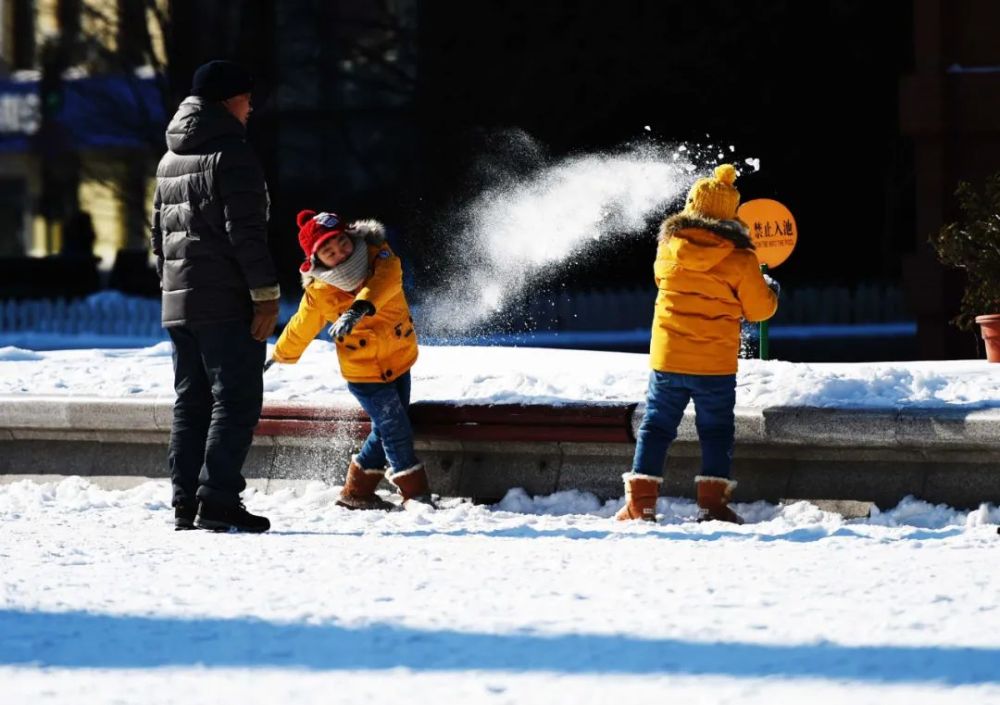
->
<box><xmin>0</xmin><ymin>293</ymin><xmax>302</xmax><ymax>342</ymax></box>
<box><xmin>514</xmin><ymin>282</ymin><xmax>911</xmax><ymax>332</ymax></box>
<box><xmin>0</xmin><ymin>293</ymin><xmax>165</xmax><ymax>339</ymax></box>
<box><xmin>0</xmin><ymin>283</ymin><xmax>912</xmax><ymax>343</ymax></box>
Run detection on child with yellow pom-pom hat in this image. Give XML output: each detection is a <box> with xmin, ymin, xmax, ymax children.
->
<box><xmin>616</xmin><ymin>164</ymin><xmax>778</xmax><ymax>524</ymax></box>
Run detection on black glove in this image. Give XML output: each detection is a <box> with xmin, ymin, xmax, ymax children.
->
<box><xmin>763</xmin><ymin>273</ymin><xmax>781</xmax><ymax>297</ymax></box>
<box><xmin>329</xmin><ymin>300</ymin><xmax>376</xmax><ymax>340</ymax></box>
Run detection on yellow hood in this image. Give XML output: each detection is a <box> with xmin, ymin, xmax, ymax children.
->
<box><xmin>663</xmin><ymin>228</ymin><xmax>735</xmax><ymax>272</ymax></box>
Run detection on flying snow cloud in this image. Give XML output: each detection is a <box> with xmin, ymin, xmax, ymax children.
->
<box><xmin>417</xmin><ymin>133</ymin><xmax>709</xmax><ymax>334</ymax></box>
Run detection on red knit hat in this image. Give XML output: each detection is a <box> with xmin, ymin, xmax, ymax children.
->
<box><xmin>296</xmin><ymin>210</ymin><xmax>346</xmax><ymax>263</ymax></box>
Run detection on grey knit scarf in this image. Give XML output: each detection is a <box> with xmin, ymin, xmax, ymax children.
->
<box><xmin>310</xmin><ymin>236</ymin><xmax>369</xmax><ymax>292</ymax></box>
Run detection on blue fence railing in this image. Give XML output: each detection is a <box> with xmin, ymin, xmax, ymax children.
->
<box><xmin>1</xmin><ymin>293</ymin><xmax>166</xmax><ymax>339</ymax></box>
<box><xmin>0</xmin><ymin>292</ymin><xmax>306</xmax><ymax>339</ymax></box>
<box><xmin>0</xmin><ymin>284</ymin><xmax>914</xmax><ymax>353</ymax></box>
<box><xmin>496</xmin><ymin>282</ymin><xmax>911</xmax><ymax>332</ymax></box>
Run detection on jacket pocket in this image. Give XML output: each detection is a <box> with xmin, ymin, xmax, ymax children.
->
<box><xmin>380</xmin><ymin>317</ymin><xmax>417</xmax><ymax>380</ymax></box>
<box><xmin>337</xmin><ymin>329</ymin><xmax>378</xmax><ymax>379</ymax></box>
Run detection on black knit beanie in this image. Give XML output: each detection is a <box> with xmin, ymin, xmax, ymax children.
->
<box><xmin>190</xmin><ymin>60</ymin><xmax>254</xmax><ymax>101</ymax></box>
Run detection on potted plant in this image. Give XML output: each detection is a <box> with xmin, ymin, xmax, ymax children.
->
<box><xmin>929</xmin><ymin>171</ymin><xmax>1000</xmax><ymax>362</ymax></box>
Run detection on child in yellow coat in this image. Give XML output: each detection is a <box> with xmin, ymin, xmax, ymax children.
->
<box><xmin>270</xmin><ymin>210</ymin><xmax>432</xmax><ymax>510</ymax></box>
<box><xmin>617</xmin><ymin>165</ymin><xmax>777</xmax><ymax>524</ymax></box>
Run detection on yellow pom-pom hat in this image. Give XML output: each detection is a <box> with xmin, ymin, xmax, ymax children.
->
<box><xmin>683</xmin><ymin>164</ymin><xmax>741</xmax><ymax>221</ymax></box>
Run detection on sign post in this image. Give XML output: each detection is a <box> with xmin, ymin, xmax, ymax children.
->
<box><xmin>736</xmin><ymin>198</ymin><xmax>798</xmax><ymax>360</ymax></box>
<box><xmin>759</xmin><ymin>263</ymin><xmax>770</xmax><ymax>359</ymax></box>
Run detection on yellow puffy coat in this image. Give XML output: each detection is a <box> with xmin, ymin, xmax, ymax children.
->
<box><xmin>649</xmin><ymin>214</ymin><xmax>777</xmax><ymax>375</ymax></box>
<box><xmin>273</xmin><ymin>242</ymin><xmax>418</xmax><ymax>383</ymax></box>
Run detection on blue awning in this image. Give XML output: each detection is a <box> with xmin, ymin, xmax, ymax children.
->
<box><xmin>0</xmin><ymin>74</ymin><xmax>167</xmax><ymax>153</ymax></box>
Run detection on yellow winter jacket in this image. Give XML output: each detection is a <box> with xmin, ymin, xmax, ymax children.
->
<box><xmin>273</xmin><ymin>242</ymin><xmax>418</xmax><ymax>383</ymax></box>
<box><xmin>649</xmin><ymin>214</ymin><xmax>777</xmax><ymax>375</ymax></box>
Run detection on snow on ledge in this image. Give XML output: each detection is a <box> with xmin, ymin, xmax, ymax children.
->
<box><xmin>0</xmin><ymin>343</ymin><xmax>997</xmax><ymax>411</ymax></box>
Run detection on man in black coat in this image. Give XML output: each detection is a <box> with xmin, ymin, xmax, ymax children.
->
<box><xmin>151</xmin><ymin>60</ymin><xmax>279</xmax><ymax>533</ymax></box>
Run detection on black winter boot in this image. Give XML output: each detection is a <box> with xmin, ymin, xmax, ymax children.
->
<box><xmin>195</xmin><ymin>500</ymin><xmax>270</xmax><ymax>533</ymax></box>
<box><xmin>174</xmin><ymin>504</ymin><xmax>197</xmax><ymax>531</ymax></box>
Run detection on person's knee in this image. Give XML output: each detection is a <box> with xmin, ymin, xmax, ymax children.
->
<box><xmin>210</xmin><ymin>400</ymin><xmax>262</xmax><ymax>429</ymax></box>
<box><xmin>380</xmin><ymin>422</ymin><xmax>414</xmax><ymax>450</ymax></box>
<box><xmin>640</xmin><ymin>406</ymin><xmax>683</xmax><ymax>436</ymax></box>
<box><xmin>377</xmin><ymin>416</ymin><xmax>415</xmax><ymax>450</ymax></box>
<box><xmin>694</xmin><ymin>422</ymin><xmax>734</xmax><ymax>441</ymax></box>
<box><xmin>172</xmin><ymin>398</ymin><xmax>212</xmax><ymax>423</ymax></box>
<box><xmin>638</xmin><ymin>424</ymin><xmax>678</xmax><ymax>445</ymax></box>
<box><xmin>693</xmin><ymin>402</ymin><xmax>734</xmax><ymax>435</ymax></box>
<box><xmin>212</xmin><ymin>382</ymin><xmax>262</xmax><ymax>409</ymax></box>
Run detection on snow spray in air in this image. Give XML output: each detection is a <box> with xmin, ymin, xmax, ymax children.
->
<box><xmin>417</xmin><ymin>131</ymin><xmax>706</xmax><ymax>335</ymax></box>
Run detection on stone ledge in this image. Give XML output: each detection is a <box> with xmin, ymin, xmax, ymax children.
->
<box><xmin>632</xmin><ymin>405</ymin><xmax>1000</xmax><ymax>450</ymax></box>
<box><xmin>1</xmin><ymin>396</ymin><xmax>998</xmax><ymax>508</ymax></box>
<box><xmin>4</xmin><ymin>396</ymin><xmax>997</xmax><ymax>450</ymax></box>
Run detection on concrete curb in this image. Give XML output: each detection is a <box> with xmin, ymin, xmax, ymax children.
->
<box><xmin>633</xmin><ymin>405</ymin><xmax>1000</xmax><ymax>450</ymax></box>
<box><xmin>3</xmin><ymin>395</ymin><xmax>997</xmax><ymax>449</ymax></box>
<box><xmin>1</xmin><ymin>395</ymin><xmax>998</xmax><ymax>507</ymax></box>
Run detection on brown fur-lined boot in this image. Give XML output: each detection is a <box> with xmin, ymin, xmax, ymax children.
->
<box><xmin>336</xmin><ymin>457</ymin><xmax>394</xmax><ymax>511</ymax></box>
<box><xmin>695</xmin><ymin>475</ymin><xmax>744</xmax><ymax>524</ymax></box>
<box><xmin>614</xmin><ymin>472</ymin><xmax>662</xmax><ymax>522</ymax></box>
<box><xmin>388</xmin><ymin>464</ymin><xmax>437</xmax><ymax>510</ymax></box>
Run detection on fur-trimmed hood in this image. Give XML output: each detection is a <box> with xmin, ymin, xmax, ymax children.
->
<box><xmin>657</xmin><ymin>213</ymin><xmax>755</xmax><ymax>273</ymax></box>
<box><xmin>659</xmin><ymin>213</ymin><xmax>754</xmax><ymax>250</ymax></box>
<box><xmin>345</xmin><ymin>219</ymin><xmax>387</xmax><ymax>246</ymax></box>
<box><xmin>300</xmin><ymin>219</ymin><xmax>387</xmax><ymax>288</ymax></box>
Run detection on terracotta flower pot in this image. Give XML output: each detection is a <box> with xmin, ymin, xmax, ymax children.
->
<box><xmin>975</xmin><ymin>314</ymin><xmax>1000</xmax><ymax>362</ymax></box>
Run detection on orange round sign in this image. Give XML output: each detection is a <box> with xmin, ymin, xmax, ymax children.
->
<box><xmin>737</xmin><ymin>198</ymin><xmax>798</xmax><ymax>269</ymax></box>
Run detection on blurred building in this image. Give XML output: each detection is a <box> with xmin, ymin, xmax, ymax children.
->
<box><xmin>0</xmin><ymin>0</ymin><xmax>167</xmax><ymax>268</ymax></box>
<box><xmin>0</xmin><ymin>0</ymin><xmax>996</xmax><ymax>363</ymax></box>
<box><xmin>900</xmin><ymin>0</ymin><xmax>1000</xmax><ymax>358</ymax></box>
<box><xmin>0</xmin><ymin>0</ymin><xmax>419</xmax><ymax>293</ymax></box>
<box><xmin>263</xmin><ymin>0</ymin><xmax>419</xmax><ymax>281</ymax></box>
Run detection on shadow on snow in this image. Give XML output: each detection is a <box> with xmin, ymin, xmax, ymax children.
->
<box><xmin>267</xmin><ymin>526</ymin><xmax>966</xmax><ymax>542</ymax></box>
<box><xmin>1</xmin><ymin>608</ymin><xmax>996</xmax><ymax>685</ymax></box>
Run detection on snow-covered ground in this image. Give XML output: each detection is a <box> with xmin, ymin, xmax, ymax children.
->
<box><xmin>1</xmin><ymin>341</ymin><xmax>998</xmax><ymax>408</ymax></box>
<box><xmin>2</xmin><ymin>478</ymin><xmax>999</xmax><ymax>704</ymax></box>
<box><xmin>2</xmin><ymin>344</ymin><xmax>999</xmax><ymax>703</ymax></box>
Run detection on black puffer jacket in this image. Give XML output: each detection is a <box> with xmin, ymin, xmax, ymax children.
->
<box><xmin>151</xmin><ymin>97</ymin><xmax>278</xmax><ymax>327</ymax></box>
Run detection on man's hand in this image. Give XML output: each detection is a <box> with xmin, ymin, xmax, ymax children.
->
<box><xmin>329</xmin><ymin>300</ymin><xmax>376</xmax><ymax>340</ymax></box>
<box><xmin>251</xmin><ymin>299</ymin><xmax>280</xmax><ymax>342</ymax></box>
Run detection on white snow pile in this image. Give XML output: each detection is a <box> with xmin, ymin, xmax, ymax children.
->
<box><xmin>3</xmin><ymin>477</ymin><xmax>1000</xmax><ymax>705</ymax></box>
<box><xmin>2</xmin><ymin>476</ymin><xmax>998</xmax><ymax>535</ymax></box>
<box><xmin>0</xmin><ymin>343</ymin><xmax>997</xmax><ymax>409</ymax></box>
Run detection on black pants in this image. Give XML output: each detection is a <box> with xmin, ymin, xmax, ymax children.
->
<box><xmin>167</xmin><ymin>321</ymin><xmax>265</xmax><ymax>507</ymax></box>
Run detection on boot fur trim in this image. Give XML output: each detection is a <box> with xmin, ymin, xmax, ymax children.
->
<box><xmin>352</xmin><ymin>455</ymin><xmax>386</xmax><ymax>476</ymax></box>
<box><xmin>386</xmin><ymin>463</ymin><xmax>434</xmax><ymax>507</ymax></box>
<box><xmin>386</xmin><ymin>463</ymin><xmax>423</xmax><ymax>483</ymax></box>
<box><xmin>622</xmin><ymin>471</ymin><xmax>663</xmax><ymax>484</ymax></box>
<box><xmin>694</xmin><ymin>475</ymin><xmax>737</xmax><ymax>490</ymax></box>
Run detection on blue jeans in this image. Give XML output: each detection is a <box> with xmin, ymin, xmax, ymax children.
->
<box><xmin>348</xmin><ymin>371</ymin><xmax>419</xmax><ymax>473</ymax></box>
<box><xmin>632</xmin><ymin>371</ymin><xmax>736</xmax><ymax>479</ymax></box>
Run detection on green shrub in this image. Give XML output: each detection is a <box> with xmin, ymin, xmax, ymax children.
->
<box><xmin>929</xmin><ymin>172</ymin><xmax>1000</xmax><ymax>330</ymax></box>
